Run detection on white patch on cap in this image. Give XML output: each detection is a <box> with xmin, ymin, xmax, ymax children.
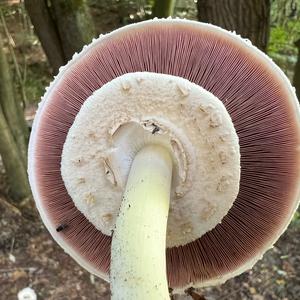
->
<box><xmin>61</xmin><ymin>72</ymin><xmax>240</xmax><ymax>247</ymax></box>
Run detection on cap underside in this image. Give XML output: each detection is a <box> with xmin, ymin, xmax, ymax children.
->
<box><xmin>28</xmin><ymin>19</ymin><xmax>300</xmax><ymax>290</ymax></box>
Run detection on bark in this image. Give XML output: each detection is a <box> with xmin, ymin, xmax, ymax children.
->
<box><xmin>293</xmin><ymin>39</ymin><xmax>300</xmax><ymax>100</ymax></box>
<box><xmin>50</xmin><ymin>0</ymin><xmax>96</xmax><ymax>61</ymax></box>
<box><xmin>25</xmin><ymin>0</ymin><xmax>95</xmax><ymax>72</ymax></box>
<box><xmin>152</xmin><ymin>0</ymin><xmax>176</xmax><ymax>18</ymax></box>
<box><xmin>0</xmin><ymin>34</ymin><xmax>28</xmax><ymax>166</ymax></box>
<box><xmin>197</xmin><ymin>0</ymin><xmax>271</xmax><ymax>52</ymax></box>
<box><xmin>0</xmin><ymin>106</ymin><xmax>30</xmax><ymax>201</ymax></box>
<box><xmin>0</xmin><ymin>37</ymin><xmax>30</xmax><ymax>201</ymax></box>
<box><xmin>24</xmin><ymin>0</ymin><xmax>65</xmax><ymax>74</ymax></box>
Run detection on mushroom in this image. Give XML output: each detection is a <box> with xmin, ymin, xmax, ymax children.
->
<box><xmin>28</xmin><ymin>19</ymin><xmax>300</xmax><ymax>299</ymax></box>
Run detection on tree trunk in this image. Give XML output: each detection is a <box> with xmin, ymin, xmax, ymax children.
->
<box><xmin>24</xmin><ymin>0</ymin><xmax>65</xmax><ymax>74</ymax></box>
<box><xmin>293</xmin><ymin>39</ymin><xmax>300</xmax><ymax>100</ymax></box>
<box><xmin>0</xmin><ymin>37</ymin><xmax>30</xmax><ymax>202</ymax></box>
<box><xmin>0</xmin><ymin>107</ymin><xmax>30</xmax><ymax>201</ymax></box>
<box><xmin>0</xmin><ymin>35</ymin><xmax>28</xmax><ymax>166</ymax></box>
<box><xmin>152</xmin><ymin>0</ymin><xmax>176</xmax><ymax>18</ymax></box>
<box><xmin>49</xmin><ymin>0</ymin><xmax>95</xmax><ymax>62</ymax></box>
<box><xmin>197</xmin><ymin>0</ymin><xmax>271</xmax><ymax>52</ymax></box>
<box><xmin>25</xmin><ymin>0</ymin><xmax>95</xmax><ymax>74</ymax></box>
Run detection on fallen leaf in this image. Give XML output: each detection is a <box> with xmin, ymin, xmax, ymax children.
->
<box><xmin>11</xmin><ymin>269</ymin><xmax>27</xmax><ymax>280</ymax></box>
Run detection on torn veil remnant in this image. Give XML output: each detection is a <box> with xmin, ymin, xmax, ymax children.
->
<box><xmin>61</xmin><ymin>72</ymin><xmax>241</xmax><ymax>248</ymax></box>
<box><xmin>28</xmin><ymin>19</ymin><xmax>300</xmax><ymax>298</ymax></box>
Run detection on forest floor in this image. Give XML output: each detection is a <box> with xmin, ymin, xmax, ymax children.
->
<box><xmin>0</xmin><ymin>193</ymin><xmax>300</xmax><ymax>300</ymax></box>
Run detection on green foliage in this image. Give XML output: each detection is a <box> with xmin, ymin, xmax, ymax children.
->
<box><xmin>24</xmin><ymin>63</ymin><xmax>51</xmax><ymax>105</ymax></box>
<box><xmin>292</xmin><ymin>209</ymin><xmax>300</xmax><ymax>227</ymax></box>
<box><xmin>268</xmin><ymin>26</ymin><xmax>288</xmax><ymax>54</ymax></box>
<box><xmin>268</xmin><ymin>20</ymin><xmax>300</xmax><ymax>56</ymax></box>
<box><xmin>268</xmin><ymin>0</ymin><xmax>300</xmax><ymax>79</ymax></box>
<box><xmin>269</xmin><ymin>0</ymin><xmax>300</xmax><ymax>55</ymax></box>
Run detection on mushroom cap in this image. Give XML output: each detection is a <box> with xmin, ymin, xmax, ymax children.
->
<box><xmin>28</xmin><ymin>19</ymin><xmax>300</xmax><ymax>292</ymax></box>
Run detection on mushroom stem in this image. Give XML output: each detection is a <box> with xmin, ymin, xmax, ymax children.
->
<box><xmin>111</xmin><ymin>144</ymin><xmax>173</xmax><ymax>300</ymax></box>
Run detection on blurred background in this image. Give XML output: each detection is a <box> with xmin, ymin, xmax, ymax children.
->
<box><xmin>0</xmin><ymin>0</ymin><xmax>299</xmax><ymax>299</ymax></box>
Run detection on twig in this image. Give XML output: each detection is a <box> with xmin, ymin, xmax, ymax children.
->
<box><xmin>22</xmin><ymin>55</ymin><xmax>27</xmax><ymax>87</ymax></box>
<box><xmin>185</xmin><ymin>287</ymin><xmax>206</xmax><ymax>300</ymax></box>
<box><xmin>0</xmin><ymin>267</ymin><xmax>37</xmax><ymax>273</ymax></box>
<box><xmin>0</xmin><ymin>197</ymin><xmax>22</xmax><ymax>216</ymax></box>
<box><xmin>9</xmin><ymin>237</ymin><xmax>15</xmax><ymax>254</ymax></box>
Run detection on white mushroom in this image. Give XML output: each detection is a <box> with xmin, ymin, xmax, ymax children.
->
<box><xmin>28</xmin><ymin>19</ymin><xmax>300</xmax><ymax>299</ymax></box>
<box><xmin>61</xmin><ymin>72</ymin><xmax>240</xmax><ymax>298</ymax></box>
